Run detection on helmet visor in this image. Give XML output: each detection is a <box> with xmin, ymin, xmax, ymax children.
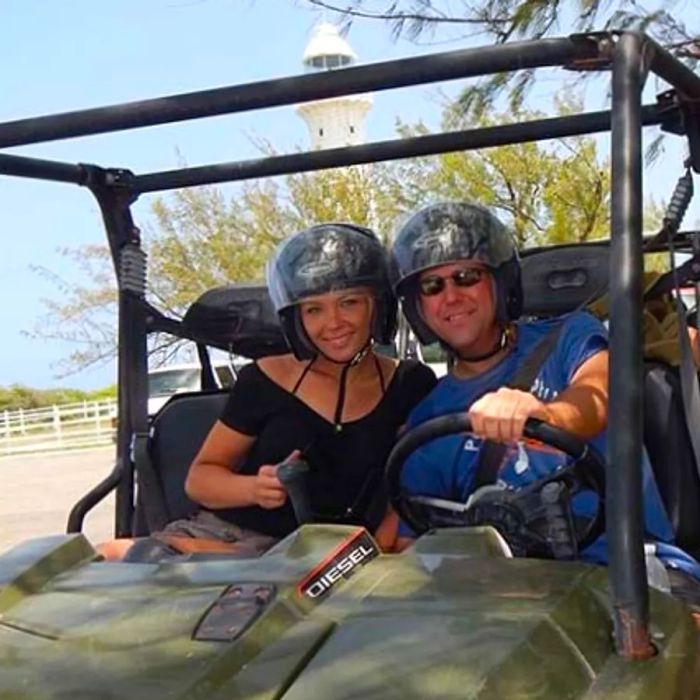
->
<box><xmin>391</xmin><ymin>203</ymin><xmax>516</xmax><ymax>290</ymax></box>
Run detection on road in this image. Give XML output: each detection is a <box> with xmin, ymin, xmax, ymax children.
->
<box><xmin>0</xmin><ymin>447</ymin><xmax>116</xmax><ymax>554</ymax></box>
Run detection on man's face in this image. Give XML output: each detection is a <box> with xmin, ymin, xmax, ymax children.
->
<box><xmin>418</xmin><ymin>261</ymin><xmax>500</xmax><ymax>356</ymax></box>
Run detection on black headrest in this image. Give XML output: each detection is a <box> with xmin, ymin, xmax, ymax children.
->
<box><xmin>182</xmin><ymin>284</ymin><xmax>288</xmax><ymax>358</ymax></box>
<box><xmin>520</xmin><ymin>242</ymin><xmax>609</xmax><ymax>317</ymax></box>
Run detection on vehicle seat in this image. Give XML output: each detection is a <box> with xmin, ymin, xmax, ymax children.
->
<box><xmin>133</xmin><ymin>390</ymin><xmax>229</xmax><ymax>536</ymax></box>
<box><xmin>643</xmin><ymin>362</ymin><xmax>700</xmax><ymax>557</ymax></box>
<box><xmin>520</xmin><ymin>242</ymin><xmax>609</xmax><ymax>318</ymax></box>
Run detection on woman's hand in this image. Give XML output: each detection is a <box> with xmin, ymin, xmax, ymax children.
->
<box><xmin>374</xmin><ymin>506</ymin><xmax>399</xmax><ymax>552</ymax></box>
<box><xmin>252</xmin><ymin>449</ymin><xmax>301</xmax><ymax>509</ymax></box>
<box><xmin>253</xmin><ymin>465</ymin><xmax>289</xmax><ymax>509</ymax></box>
<box><xmin>468</xmin><ymin>387</ymin><xmax>547</xmax><ymax>442</ymax></box>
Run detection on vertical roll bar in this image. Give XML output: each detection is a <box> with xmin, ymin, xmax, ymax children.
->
<box><xmin>607</xmin><ymin>32</ymin><xmax>654</xmax><ymax>659</ymax></box>
<box><xmin>86</xmin><ymin>168</ymin><xmax>146</xmax><ymax>537</ymax></box>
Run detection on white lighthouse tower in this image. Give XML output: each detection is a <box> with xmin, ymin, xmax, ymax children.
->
<box><xmin>297</xmin><ymin>23</ymin><xmax>372</xmax><ymax>150</ymax></box>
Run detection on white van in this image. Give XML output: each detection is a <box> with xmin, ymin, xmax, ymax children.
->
<box><xmin>147</xmin><ymin>361</ymin><xmax>240</xmax><ymax>416</ymax></box>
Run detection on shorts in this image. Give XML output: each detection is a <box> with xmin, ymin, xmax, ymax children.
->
<box><xmin>155</xmin><ymin>510</ymin><xmax>279</xmax><ymax>556</ymax></box>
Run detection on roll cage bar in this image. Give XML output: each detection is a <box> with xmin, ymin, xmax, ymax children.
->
<box><xmin>1</xmin><ymin>30</ymin><xmax>699</xmax><ymax>659</ymax></box>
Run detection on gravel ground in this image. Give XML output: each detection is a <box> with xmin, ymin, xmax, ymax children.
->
<box><xmin>0</xmin><ymin>446</ymin><xmax>116</xmax><ymax>554</ymax></box>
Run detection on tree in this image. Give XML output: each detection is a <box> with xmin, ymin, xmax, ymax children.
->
<box><xmin>30</xmin><ymin>244</ymin><xmax>118</xmax><ymax>375</ymax></box>
<box><xmin>303</xmin><ymin>1</ymin><xmax>699</xmax><ymax>119</ymax></box>
<box><xmin>30</xmin><ymin>107</ymin><xmax>618</xmax><ymax>374</ymax></box>
<box><xmin>395</xmin><ymin>99</ymin><xmax>611</xmax><ymax>247</ymax></box>
<box><xmin>30</xmin><ymin>162</ymin><xmax>409</xmax><ymax>374</ymax></box>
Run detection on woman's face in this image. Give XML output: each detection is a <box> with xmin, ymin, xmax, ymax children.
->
<box><xmin>299</xmin><ymin>287</ymin><xmax>374</xmax><ymax>362</ymax></box>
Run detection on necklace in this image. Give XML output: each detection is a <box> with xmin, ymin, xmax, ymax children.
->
<box><xmin>453</xmin><ymin>325</ymin><xmax>515</xmax><ymax>378</ymax></box>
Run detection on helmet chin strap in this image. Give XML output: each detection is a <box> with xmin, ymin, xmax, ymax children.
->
<box><xmin>317</xmin><ymin>339</ymin><xmax>372</xmax><ymax>367</ymax></box>
<box><xmin>314</xmin><ymin>295</ymin><xmax>377</xmax><ymax>368</ymax></box>
<box><xmin>307</xmin><ymin>339</ymin><xmax>374</xmax><ymax>432</ymax></box>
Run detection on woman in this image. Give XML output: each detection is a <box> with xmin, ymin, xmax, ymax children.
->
<box><xmin>122</xmin><ymin>223</ymin><xmax>436</xmax><ymax>559</ymax></box>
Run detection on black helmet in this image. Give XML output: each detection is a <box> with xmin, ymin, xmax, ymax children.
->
<box><xmin>267</xmin><ymin>223</ymin><xmax>397</xmax><ymax>360</ymax></box>
<box><xmin>390</xmin><ymin>202</ymin><xmax>522</xmax><ymax>345</ymax></box>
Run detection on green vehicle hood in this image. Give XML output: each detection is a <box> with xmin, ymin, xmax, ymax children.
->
<box><xmin>0</xmin><ymin>526</ymin><xmax>698</xmax><ymax>699</ymax></box>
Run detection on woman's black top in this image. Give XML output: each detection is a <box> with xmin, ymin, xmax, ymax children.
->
<box><xmin>209</xmin><ymin>359</ymin><xmax>437</xmax><ymax>537</ymax></box>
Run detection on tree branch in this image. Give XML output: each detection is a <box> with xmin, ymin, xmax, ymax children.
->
<box><xmin>305</xmin><ymin>0</ymin><xmax>511</xmax><ymax>26</ymax></box>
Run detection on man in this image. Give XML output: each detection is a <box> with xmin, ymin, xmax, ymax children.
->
<box><xmin>389</xmin><ymin>201</ymin><xmax>676</xmax><ymax>561</ymax></box>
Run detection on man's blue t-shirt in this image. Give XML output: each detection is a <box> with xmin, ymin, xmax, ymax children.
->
<box><xmin>399</xmin><ymin>311</ymin><xmax>675</xmax><ymax>564</ymax></box>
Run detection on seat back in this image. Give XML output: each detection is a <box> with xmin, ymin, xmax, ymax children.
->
<box><xmin>643</xmin><ymin>362</ymin><xmax>700</xmax><ymax>555</ymax></box>
<box><xmin>133</xmin><ymin>390</ymin><xmax>228</xmax><ymax>536</ymax></box>
<box><xmin>520</xmin><ymin>242</ymin><xmax>609</xmax><ymax>317</ymax></box>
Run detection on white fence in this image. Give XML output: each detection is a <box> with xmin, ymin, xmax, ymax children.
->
<box><xmin>0</xmin><ymin>400</ymin><xmax>117</xmax><ymax>456</ymax></box>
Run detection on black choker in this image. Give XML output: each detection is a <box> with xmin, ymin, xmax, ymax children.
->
<box><xmin>456</xmin><ymin>327</ymin><xmax>511</xmax><ymax>363</ymax></box>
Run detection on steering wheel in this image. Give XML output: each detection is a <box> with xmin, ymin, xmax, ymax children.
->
<box><xmin>385</xmin><ymin>413</ymin><xmax>606</xmax><ymax>558</ymax></box>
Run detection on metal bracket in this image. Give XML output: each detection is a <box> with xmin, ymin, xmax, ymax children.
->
<box><xmin>564</xmin><ymin>32</ymin><xmax>616</xmax><ymax>72</ymax></box>
<box><xmin>656</xmin><ymin>89</ymin><xmax>700</xmax><ymax>172</ymax></box>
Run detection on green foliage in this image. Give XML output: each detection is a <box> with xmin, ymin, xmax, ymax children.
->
<box><xmin>0</xmin><ymin>384</ymin><xmax>115</xmax><ymax>411</ymax></box>
<box><xmin>87</xmin><ymin>385</ymin><xmax>117</xmax><ymax>401</ymax></box>
<box><xmin>147</xmin><ymin>182</ymin><xmax>294</xmax><ymax>312</ymax></box>
<box><xmin>644</xmin><ymin>197</ymin><xmax>672</xmax><ymax>273</ymax></box>
<box><xmin>398</xmin><ymin>101</ymin><xmax>611</xmax><ymax>247</ymax></box>
<box><xmin>28</xmin><ymin>245</ymin><xmax>117</xmax><ymax>375</ymax></box>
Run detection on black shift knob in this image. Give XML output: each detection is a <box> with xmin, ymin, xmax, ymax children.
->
<box><xmin>277</xmin><ymin>458</ymin><xmax>313</xmax><ymax>525</ymax></box>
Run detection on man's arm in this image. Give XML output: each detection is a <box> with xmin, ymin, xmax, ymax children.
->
<box><xmin>538</xmin><ymin>349</ymin><xmax>608</xmax><ymax>438</ymax></box>
<box><xmin>469</xmin><ymin>349</ymin><xmax>609</xmax><ymax>443</ymax></box>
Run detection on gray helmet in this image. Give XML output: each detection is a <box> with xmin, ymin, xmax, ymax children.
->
<box><xmin>390</xmin><ymin>202</ymin><xmax>522</xmax><ymax>345</ymax></box>
<box><xmin>267</xmin><ymin>223</ymin><xmax>397</xmax><ymax>360</ymax></box>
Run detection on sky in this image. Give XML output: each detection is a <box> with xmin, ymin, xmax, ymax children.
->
<box><xmin>0</xmin><ymin>0</ymin><xmax>697</xmax><ymax>391</ymax></box>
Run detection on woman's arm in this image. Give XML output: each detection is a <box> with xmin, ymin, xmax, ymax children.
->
<box><xmin>374</xmin><ymin>506</ymin><xmax>399</xmax><ymax>551</ymax></box>
<box><xmin>185</xmin><ymin>421</ymin><xmax>290</xmax><ymax>510</ymax></box>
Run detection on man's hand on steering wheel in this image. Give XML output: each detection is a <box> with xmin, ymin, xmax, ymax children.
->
<box><xmin>469</xmin><ymin>387</ymin><xmax>549</xmax><ymax>443</ymax></box>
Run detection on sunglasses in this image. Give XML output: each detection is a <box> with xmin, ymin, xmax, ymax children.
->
<box><xmin>418</xmin><ymin>268</ymin><xmax>487</xmax><ymax>297</ymax></box>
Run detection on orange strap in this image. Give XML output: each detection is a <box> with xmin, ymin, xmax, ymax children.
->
<box><xmin>157</xmin><ymin>534</ymin><xmax>252</xmax><ymax>555</ymax></box>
